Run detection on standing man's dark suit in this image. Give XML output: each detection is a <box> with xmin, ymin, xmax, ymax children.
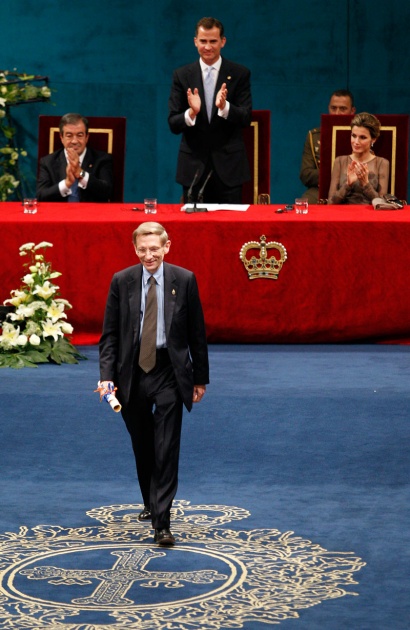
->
<box><xmin>37</xmin><ymin>147</ymin><xmax>113</xmax><ymax>202</ymax></box>
<box><xmin>99</xmin><ymin>223</ymin><xmax>209</xmax><ymax>545</ymax></box>
<box><xmin>168</xmin><ymin>17</ymin><xmax>252</xmax><ymax>203</ymax></box>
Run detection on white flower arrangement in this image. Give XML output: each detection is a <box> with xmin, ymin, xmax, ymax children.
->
<box><xmin>0</xmin><ymin>241</ymin><xmax>85</xmax><ymax>368</ymax></box>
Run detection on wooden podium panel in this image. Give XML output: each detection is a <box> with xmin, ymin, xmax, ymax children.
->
<box><xmin>319</xmin><ymin>114</ymin><xmax>409</xmax><ymax>201</ymax></box>
<box><xmin>38</xmin><ymin>115</ymin><xmax>126</xmax><ymax>202</ymax></box>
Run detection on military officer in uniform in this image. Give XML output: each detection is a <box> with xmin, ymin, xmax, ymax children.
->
<box><xmin>299</xmin><ymin>90</ymin><xmax>355</xmax><ymax>204</ymax></box>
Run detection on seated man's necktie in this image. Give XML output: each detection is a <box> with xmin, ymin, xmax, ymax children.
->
<box><xmin>68</xmin><ymin>179</ymin><xmax>80</xmax><ymax>202</ymax></box>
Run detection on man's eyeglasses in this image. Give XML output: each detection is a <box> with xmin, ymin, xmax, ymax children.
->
<box><xmin>136</xmin><ymin>247</ymin><xmax>162</xmax><ymax>256</ymax></box>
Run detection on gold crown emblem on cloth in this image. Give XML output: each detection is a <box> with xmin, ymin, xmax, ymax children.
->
<box><xmin>239</xmin><ymin>235</ymin><xmax>287</xmax><ymax>280</ymax></box>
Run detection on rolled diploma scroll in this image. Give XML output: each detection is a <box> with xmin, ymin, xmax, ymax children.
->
<box><xmin>105</xmin><ymin>392</ymin><xmax>122</xmax><ymax>412</ymax></box>
<box><xmin>97</xmin><ymin>381</ymin><xmax>122</xmax><ymax>413</ymax></box>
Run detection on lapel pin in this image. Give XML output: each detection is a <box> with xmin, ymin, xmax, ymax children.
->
<box><xmin>172</xmin><ymin>289</ymin><xmax>176</xmax><ymax>295</ymax></box>
<box><xmin>227</xmin><ymin>76</ymin><xmax>232</xmax><ymax>80</ymax></box>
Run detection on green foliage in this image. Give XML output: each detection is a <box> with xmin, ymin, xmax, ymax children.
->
<box><xmin>0</xmin><ymin>70</ymin><xmax>52</xmax><ymax>200</ymax></box>
<box><xmin>0</xmin><ymin>337</ymin><xmax>86</xmax><ymax>369</ymax></box>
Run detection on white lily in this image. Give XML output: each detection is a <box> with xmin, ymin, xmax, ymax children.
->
<box><xmin>0</xmin><ymin>324</ymin><xmax>20</xmax><ymax>346</ymax></box>
<box><xmin>4</xmin><ymin>290</ymin><xmax>28</xmax><ymax>307</ymax></box>
<box><xmin>61</xmin><ymin>322</ymin><xmax>74</xmax><ymax>334</ymax></box>
<box><xmin>42</xmin><ymin>319</ymin><xmax>64</xmax><ymax>342</ymax></box>
<box><xmin>3</xmin><ymin>296</ymin><xmax>23</xmax><ymax>307</ymax></box>
<box><xmin>46</xmin><ymin>302</ymin><xmax>67</xmax><ymax>322</ymax></box>
<box><xmin>33</xmin><ymin>281</ymin><xmax>58</xmax><ymax>300</ymax></box>
<box><xmin>29</xmin><ymin>334</ymin><xmax>41</xmax><ymax>346</ymax></box>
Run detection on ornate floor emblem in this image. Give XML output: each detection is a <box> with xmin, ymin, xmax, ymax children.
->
<box><xmin>0</xmin><ymin>500</ymin><xmax>365</xmax><ymax>628</ymax></box>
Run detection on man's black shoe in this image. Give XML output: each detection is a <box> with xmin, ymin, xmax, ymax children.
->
<box><xmin>154</xmin><ymin>528</ymin><xmax>175</xmax><ymax>546</ymax></box>
<box><xmin>138</xmin><ymin>506</ymin><xmax>151</xmax><ymax>521</ymax></box>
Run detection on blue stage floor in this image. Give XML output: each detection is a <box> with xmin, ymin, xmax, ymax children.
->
<box><xmin>0</xmin><ymin>345</ymin><xmax>409</xmax><ymax>629</ymax></box>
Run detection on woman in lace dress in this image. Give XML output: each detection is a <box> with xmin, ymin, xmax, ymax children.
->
<box><xmin>328</xmin><ymin>112</ymin><xmax>389</xmax><ymax>204</ymax></box>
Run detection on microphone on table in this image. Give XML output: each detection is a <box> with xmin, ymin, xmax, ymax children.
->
<box><xmin>187</xmin><ymin>169</ymin><xmax>200</xmax><ymax>204</ymax></box>
<box><xmin>186</xmin><ymin>170</ymin><xmax>213</xmax><ymax>213</ymax></box>
<box><xmin>197</xmin><ymin>170</ymin><xmax>213</xmax><ymax>203</ymax></box>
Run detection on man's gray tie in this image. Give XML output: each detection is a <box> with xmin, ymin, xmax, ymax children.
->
<box><xmin>204</xmin><ymin>66</ymin><xmax>215</xmax><ymax>122</ymax></box>
<box><xmin>68</xmin><ymin>179</ymin><xmax>80</xmax><ymax>202</ymax></box>
<box><xmin>138</xmin><ymin>276</ymin><xmax>157</xmax><ymax>373</ymax></box>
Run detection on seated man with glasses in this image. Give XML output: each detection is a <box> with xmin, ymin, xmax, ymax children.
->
<box><xmin>37</xmin><ymin>112</ymin><xmax>113</xmax><ymax>202</ymax></box>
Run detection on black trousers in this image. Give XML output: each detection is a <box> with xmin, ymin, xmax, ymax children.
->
<box><xmin>122</xmin><ymin>349</ymin><xmax>183</xmax><ymax>529</ymax></box>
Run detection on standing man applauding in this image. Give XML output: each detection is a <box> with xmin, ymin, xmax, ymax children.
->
<box><xmin>168</xmin><ymin>17</ymin><xmax>252</xmax><ymax>204</ymax></box>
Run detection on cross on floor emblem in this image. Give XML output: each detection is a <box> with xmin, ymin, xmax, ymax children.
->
<box><xmin>20</xmin><ymin>547</ymin><xmax>227</xmax><ymax>606</ymax></box>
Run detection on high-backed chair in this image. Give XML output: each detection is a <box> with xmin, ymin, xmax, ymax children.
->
<box><xmin>242</xmin><ymin>110</ymin><xmax>271</xmax><ymax>204</ymax></box>
<box><xmin>37</xmin><ymin>115</ymin><xmax>127</xmax><ymax>202</ymax></box>
<box><xmin>318</xmin><ymin>114</ymin><xmax>409</xmax><ymax>202</ymax></box>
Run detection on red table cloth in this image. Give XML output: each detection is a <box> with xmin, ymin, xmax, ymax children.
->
<box><xmin>1</xmin><ymin>202</ymin><xmax>409</xmax><ymax>344</ymax></box>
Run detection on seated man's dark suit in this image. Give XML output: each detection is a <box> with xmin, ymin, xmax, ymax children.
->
<box><xmin>168</xmin><ymin>58</ymin><xmax>252</xmax><ymax>195</ymax></box>
<box><xmin>37</xmin><ymin>147</ymin><xmax>113</xmax><ymax>202</ymax></box>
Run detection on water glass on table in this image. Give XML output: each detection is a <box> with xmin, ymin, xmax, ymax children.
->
<box><xmin>144</xmin><ymin>198</ymin><xmax>157</xmax><ymax>214</ymax></box>
<box><xmin>295</xmin><ymin>198</ymin><xmax>308</xmax><ymax>214</ymax></box>
<box><xmin>23</xmin><ymin>198</ymin><xmax>38</xmax><ymax>214</ymax></box>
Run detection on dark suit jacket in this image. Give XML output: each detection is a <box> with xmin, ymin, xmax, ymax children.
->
<box><xmin>37</xmin><ymin>147</ymin><xmax>113</xmax><ymax>202</ymax></box>
<box><xmin>168</xmin><ymin>57</ymin><xmax>252</xmax><ymax>187</ymax></box>
<box><xmin>99</xmin><ymin>262</ymin><xmax>209</xmax><ymax>412</ymax></box>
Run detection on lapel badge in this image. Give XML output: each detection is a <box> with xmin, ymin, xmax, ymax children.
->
<box><xmin>172</xmin><ymin>289</ymin><xmax>176</xmax><ymax>295</ymax></box>
<box><xmin>227</xmin><ymin>76</ymin><xmax>232</xmax><ymax>80</ymax></box>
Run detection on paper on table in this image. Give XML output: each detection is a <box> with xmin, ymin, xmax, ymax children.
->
<box><xmin>181</xmin><ymin>204</ymin><xmax>249</xmax><ymax>212</ymax></box>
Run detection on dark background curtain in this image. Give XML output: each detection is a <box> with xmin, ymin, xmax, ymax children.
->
<box><xmin>1</xmin><ymin>0</ymin><xmax>409</xmax><ymax>202</ymax></box>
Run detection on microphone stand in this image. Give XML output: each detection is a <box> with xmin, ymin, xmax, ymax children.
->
<box><xmin>186</xmin><ymin>170</ymin><xmax>213</xmax><ymax>213</ymax></box>
<box><xmin>186</xmin><ymin>169</ymin><xmax>199</xmax><ymax>208</ymax></box>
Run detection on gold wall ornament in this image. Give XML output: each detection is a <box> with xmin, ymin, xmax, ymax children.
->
<box><xmin>239</xmin><ymin>235</ymin><xmax>287</xmax><ymax>280</ymax></box>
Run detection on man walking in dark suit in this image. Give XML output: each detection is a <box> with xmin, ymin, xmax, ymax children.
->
<box><xmin>37</xmin><ymin>113</ymin><xmax>113</xmax><ymax>202</ymax></box>
<box><xmin>168</xmin><ymin>17</ymin><xmax>252</xmax><ymax>204</ymax></box>
<box><xmin>99</xmin><ymin>222</ymin><xmax>209</xmax><ymax>546</ymax></box>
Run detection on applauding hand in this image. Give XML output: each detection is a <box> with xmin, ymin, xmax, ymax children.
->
<box><xmin>187</xmin><ymin>87</ymin><xmax>201</xmax><ymax>118</ymax></box>
<box><xmin>216</xmin><ymin>82</ymin><xmax>228</xmax><ymax>110</ymax></box>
